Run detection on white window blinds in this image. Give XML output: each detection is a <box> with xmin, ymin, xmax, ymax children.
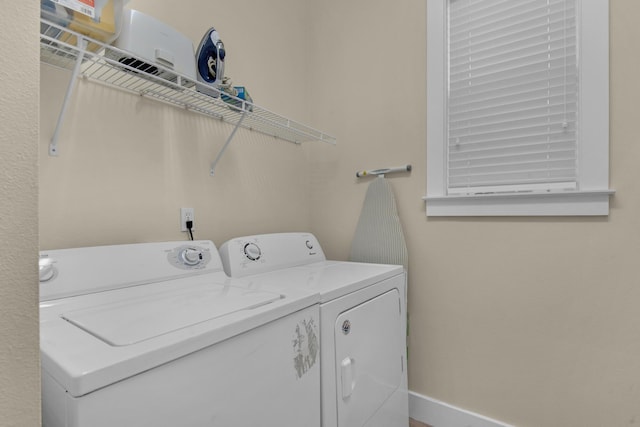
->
<box><xmin>446</xmin><ymin>0</ymin><xmax>578</xmax><ymax>195</ymax></box>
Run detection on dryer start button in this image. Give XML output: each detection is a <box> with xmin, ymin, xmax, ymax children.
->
<box><xmin>341</xmin><ymin>320</ymin><xmax>351</xmax><ymax>335</ymax></box>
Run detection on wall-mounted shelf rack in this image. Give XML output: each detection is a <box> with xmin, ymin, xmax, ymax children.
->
<box><xmin>40</xmin><ymin>18</ymin><xmax>336</xmax><ymax>175</ymax></box>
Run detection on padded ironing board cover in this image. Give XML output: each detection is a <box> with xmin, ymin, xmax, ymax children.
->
<box><xmin>349</xmin><ymin>177</ymin><xmax>408</xmax><ymax>271</ymax></box>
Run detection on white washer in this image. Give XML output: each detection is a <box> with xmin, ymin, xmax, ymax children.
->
<box><xmin>219</xmin><ymin>233</ymin><xmax>409</xmax><ymax>427</ymax></box>
<box><xmin>39</xmin><ymin>240</ymin><xmax>320</xmax><ymax>427</ymax></box>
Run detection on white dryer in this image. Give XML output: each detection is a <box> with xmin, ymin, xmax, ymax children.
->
<box><xmin>39</xmin><ymin>240</ymin><xmax>320</xmax><ymax>427</ymax></box>
<box><xmin>219</xmin><ymin>233</ymin><xmax>409</xmax><ymax>427</ymax></box>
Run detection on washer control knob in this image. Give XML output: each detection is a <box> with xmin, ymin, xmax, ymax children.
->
<box><xmin>305</xmin><ymin>240</ymin><xmax>314</xmax><ymax>250</ymax></box>
<box><xmin>244</xmin><ymin>242</ymin><xmax>261</xmax><ymax>261</ymax></box>
<box><xmin>39</xmin><ymin>259</ymin><xmax>55</xmax><ymax>282</ymax></box>
<box><xmin>181</xmin><ymin>247</ymin><xmax>203</xmax><ymax>266</ymax></box>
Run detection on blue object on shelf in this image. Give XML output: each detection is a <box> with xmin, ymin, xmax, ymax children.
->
<box><xmin>221</xmin><ymin>86</ymin><xmax>253</xmax><ymax>112</ymax></box>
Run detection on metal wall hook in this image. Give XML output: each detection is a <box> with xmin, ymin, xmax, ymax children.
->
<box><xmin>356</xmin><ymin>165</ymin><xmax>412</xmax><ymax>178</ymax></box>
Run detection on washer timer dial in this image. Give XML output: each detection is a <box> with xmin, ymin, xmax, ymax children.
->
<box><xmin>180</xmin><ymin>247</ymin><xmax>203</xmax><ymax>265</ymax></box>
<box><xmin>168</xmin><ymin>245</ymin><xmax>211</xmax><ymax>270</ymax></box>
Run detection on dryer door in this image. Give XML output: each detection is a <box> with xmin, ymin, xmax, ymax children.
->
<box><xmin>334</xmin><ymin>288</ymin><xmax>403</xmax><ymax>427</ymax></box>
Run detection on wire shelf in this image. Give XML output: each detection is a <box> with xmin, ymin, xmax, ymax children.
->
<box><xmin>40</xmin><ymin>18</ymin><xmax>336</xmax><ymax>153</ymax></box>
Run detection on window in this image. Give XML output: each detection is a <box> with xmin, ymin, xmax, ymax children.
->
<box><xmin>426</xmin><ymin>0</ymin><xmax>612</xmax><ymax>216</ymax></box>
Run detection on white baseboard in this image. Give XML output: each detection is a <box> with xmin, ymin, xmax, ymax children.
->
<box><xmin>409</xmin><ymin>391</ymin><xmax>514</xmax><ymax>427</ymax></box>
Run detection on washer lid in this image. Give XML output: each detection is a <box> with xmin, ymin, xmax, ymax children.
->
<box><xmin>62</xmin><ymin>283</ymin><xmax>282</xmax><ymax>346</ymax></box>
<box><xmin>41</xmin><ymin>274</ymin><xmax>319</xmax><ymax>398</ymax></box>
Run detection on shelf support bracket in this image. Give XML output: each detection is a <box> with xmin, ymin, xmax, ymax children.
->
<box><xmin>210</xmin><ymin>111</ymin><xmax>248</xmax><ymax>176</ymax></box>
<box><xmin>49</xmin><ymin>37</ymin><xmax>87</xmax><ymax>156</ymax></box>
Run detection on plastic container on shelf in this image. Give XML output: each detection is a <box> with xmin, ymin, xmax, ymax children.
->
<box><xmin>40</xmin><ymin>0</ymin><xmax>123</xmax><ymax>52</ymax></box>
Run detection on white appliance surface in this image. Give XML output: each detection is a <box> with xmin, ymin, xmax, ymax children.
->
<box><xmin>335</xmin><ymin>289</ymin><xmax>403</xmax><ymax>426</ymax></box>
<box><xmin>40</xmin><ymin>240</ymin><xmax>320</xmax><ymax>427</ymax></box>
<box><xmin>289</xmin><ymin>259</ymin><xmax>402</xmax><ymax>302</ymax></box>
<box><xmin>219</xmin><ymin>232</ymin><xmax>409</xmax><ymax>427</ymax></box>
<box><xmin>108</xmin><ymin>9</ymin><xmax>198</xmax><ymax>81</ymax></box>
<box><xmin>61</xmin><ymin>280</ymin><xmax>282</xmax><ymax>346</ymax></box>
<box><xmin>219</xmin><ymin>232</ymin><xmax>402</xmax><ymax>299</ymax></box>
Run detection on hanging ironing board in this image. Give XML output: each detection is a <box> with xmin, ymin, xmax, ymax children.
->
<box><xmin>349</xmin><ymin>173</ymin><xmax>408</xmax><ymax>270</ymax></box>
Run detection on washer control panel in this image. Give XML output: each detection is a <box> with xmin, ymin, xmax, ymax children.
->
<box><xmin>167</xmin><ymin>244</ymin><xmax>213</xmax><ymax>270</ymax></box>
<box><xmin>39</xmin><ymin>240</ymin><xmax>223</xmax><ymax>302</ymax></box>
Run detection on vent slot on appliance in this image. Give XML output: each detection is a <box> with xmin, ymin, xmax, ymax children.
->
<box><xmin>118</xmin><ymin>57</ymin><xmax>159</xmax><ymax>76</ymax></box>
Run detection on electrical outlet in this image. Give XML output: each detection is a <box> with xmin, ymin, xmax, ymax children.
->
<box><xmin>180</xmin><ymin>208</ymin><xmax>194</xmax><ymax>232</ymax></box>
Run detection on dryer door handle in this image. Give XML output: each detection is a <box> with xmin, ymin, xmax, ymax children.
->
<box><xmin>341</xmin><ymin>357</ymin><xmax>355</xmax><ymax>399</ymax></box>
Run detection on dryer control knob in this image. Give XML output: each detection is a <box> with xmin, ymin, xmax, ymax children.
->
<box><xmin>181</xmin><ymin>248</ymin><xmax>203</xmax><ymax>266</ymax></box>
<box><xmin>305</xmin><ymin>240</ymin><xmax>314</xmax><ymax>250</ymax></box>
<box><xmin>244</xmin><ymin>243</ymin><xmax>261</xmax><ymax>261</ymax></box>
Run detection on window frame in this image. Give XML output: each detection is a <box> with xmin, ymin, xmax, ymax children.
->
<box><xmin>425</xmin><ymin>0</ymin><xmax>613</xmax><ymax>216</ymax></box>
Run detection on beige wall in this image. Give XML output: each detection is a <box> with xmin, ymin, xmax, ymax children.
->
<box><xmin>307</xmin><ymin>1</ymin><xmax>640</xmax><ymax>427</ymax></box>
<box><xmin>1</xmin><ymin>2</ymin><xmax>41</xmax><ymax>426</ymax></box>
<box><xmin>40</xmin><ymin>0</ymin><xmax>316</xmax><ymax>250</ymax></box>
<box><xmin>36</xmin><ymin>1</ymin><xmax>640</xmax><ymax>427</ymax></box>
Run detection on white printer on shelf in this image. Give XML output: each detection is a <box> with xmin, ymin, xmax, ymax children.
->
<box><xmin>105</xmin><ymin>9</ymin><xmax>197</xmax><ymax>83</ymax></box>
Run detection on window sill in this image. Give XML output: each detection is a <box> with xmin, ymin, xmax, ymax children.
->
<box><xmin>424</xmin><ymin>190</ymin><xmax>615</xmax><ymax>217</ymax></box>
